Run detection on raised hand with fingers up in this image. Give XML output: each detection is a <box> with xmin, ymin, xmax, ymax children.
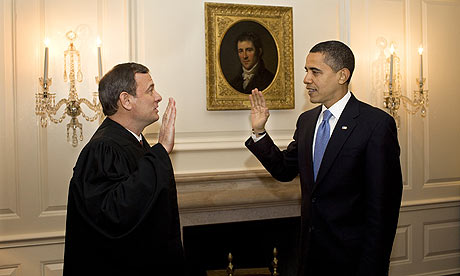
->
<box><xmin>158</xmin><ymin>97</ymin><xmax>176</xmax><ymax>153</ymax></box>
<box><xmin>249</xmin><ymin>89</ymin><xmax>270</xmax><ymax>135</ymax></box>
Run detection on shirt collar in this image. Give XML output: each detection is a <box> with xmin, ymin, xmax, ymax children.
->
<box><xmin>242</xmin><ymin>61</ymin><xmax>259</xmax><ymax>75</ymax></box>
<box><xmin>321</xmin><ymin>91</ymin><xmax>351</xmax><ymax>119</ymax></box>
<box><xmin>126</xmin><ymin>128</ymin><xmax>142</xmax><ymax>142</ymax></box>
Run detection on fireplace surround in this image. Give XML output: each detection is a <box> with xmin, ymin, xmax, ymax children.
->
<box><xmin>176</xmin><ymin>170</ymin><xmax>302</xmax><ymax>275</ymax></box>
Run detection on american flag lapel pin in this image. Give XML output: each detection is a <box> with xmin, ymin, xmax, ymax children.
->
<box><xmin>341</xmin><ymin>126</ymin><xmax>348</xmax><ymax>130</ymax></box>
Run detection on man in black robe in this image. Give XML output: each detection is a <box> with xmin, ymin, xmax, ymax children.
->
<box><xmin>63</xmin><ymin>63</ymin><xmax>186</xmax><ymax>275</ymax></box>
<box><xmin>229</xmin><ymin>32</ymin><xmax>274</xmax><ymax>94</ymax></box>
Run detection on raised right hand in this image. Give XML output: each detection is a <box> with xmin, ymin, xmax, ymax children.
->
<box><xmin>158</xmin><ymin>97</ymin><xmax>176</xmax><ymax>154</ymax></box>
<box><xmin>249</xmin><ymin>89</ymin><xmax>270</xmax><ymax>133</ymax></box>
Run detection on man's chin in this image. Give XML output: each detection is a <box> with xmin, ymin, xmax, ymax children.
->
<box><xmin>308</xmin><ymin>94</ymin><xmax>319</xmax><ymax>104</ymax></box>
<box><xmin>150</xmin><ymin>115</ymin><xmax>160</xmax><ymax>124</ymax></box>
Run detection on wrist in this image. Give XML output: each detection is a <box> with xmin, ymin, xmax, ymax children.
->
<box><xmin>252</xmin><ymin>129</ymin><xmax>266</xmax><ymax>138</ymax></box>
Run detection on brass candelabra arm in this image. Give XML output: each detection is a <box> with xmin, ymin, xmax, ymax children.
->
<box><xmin>36</xmin><ymin>76</ymin><xmax>103</xmax><ymax>147</ymax></box>
<box><xmin>78</xmin><ymin>97</ymin><xmax>102</xmax><ymax>122</ymax></box>
<box><xmin>400</xmin><ymin>78</ymin><xmax>428</xmax><ymax>117</ymax></box>
<box><xmin>400</xmin><ymin>92</ymin><xmax>428</xmax><ymax>117</ymax></box>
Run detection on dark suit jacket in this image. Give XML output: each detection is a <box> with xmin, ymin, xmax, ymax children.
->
<box><xmin>230</xmin><ymin>60</ymin><xmax>274</xmax><ymax>94</ymax></box>
<box><xmin>246</xmin><ymin>94</ymin><xmax>403</xmax><ymax>276</ymax></box>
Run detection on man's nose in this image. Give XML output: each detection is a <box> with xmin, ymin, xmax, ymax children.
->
<box><xmin>303</xmin><ymin>72</ymin><xmax>312</xmax><ymax>84</ymax></box>
<box><xmin>155</xmin><ymin>91</ymin><xmax>162</xmax><ymax>102</ymax></box>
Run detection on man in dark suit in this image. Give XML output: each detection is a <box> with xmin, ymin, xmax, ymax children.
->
<box><xmin>229</xmin><ymin>32</ymin><xmax>274</xmax><ymax>94</ymax></box>
<box><xmin>246</xmin><ymin>41</ymin><xmax>403</xmax><ymax>276</ymax></box>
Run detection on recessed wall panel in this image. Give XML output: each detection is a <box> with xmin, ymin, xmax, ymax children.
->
<box><xmin>391</xmin><ymin>225</ymin><xmax>411</xmax><ymax>263</ymax></box>
<box><xmin>424</xmin><ymin>220</ymin><xmax>460</xmax><ymax>259</ymax></box>
<box><xmin>425</xmin><ymin>1</ymin><xmax>460</xmax><ymax>183</ymax></box>
<box><xmin>42</xmin><ymin>262</ymin><xmax>63</xmax><ymax>276</ymax></box>
<box><xmin>0</xmin><ymin>266</ymin><xmax>19</xmax><ymax>276</ymax></box>
<box><xmin>39</xmin><ymin>0</ymin><xmax>103</xmax><ymax>214</ymax></box>
<box><xmin>0</xmin><ymin>0</ymin><xmax>18</xmax><ymax>217</ymax></box>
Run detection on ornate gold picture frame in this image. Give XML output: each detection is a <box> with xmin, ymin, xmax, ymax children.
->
<box><xmin>205</xmin><ymin>3</ymin><xmax>294</xmax><ymax>110</ymax></box>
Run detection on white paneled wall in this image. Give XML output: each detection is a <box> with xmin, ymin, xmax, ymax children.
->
<box><xmin>0</xmin><ymin>0</ymin><xmax>459</xmax><ymax>275</ymax></box>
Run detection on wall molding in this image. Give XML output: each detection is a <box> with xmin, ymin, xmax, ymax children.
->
<box><xmin>0</xmin><ymin>266</ymin><xmax>20</xmax><ymax>276</ymax></box>
<box><xmin>391</xmin><ymin>224</ymin><xmax>411</xmax><ymax>264</ymax></box>
<box><xmin>41</xmin><ymin>261</ymin><xmax>63</xmax><ymax>276</ymax></box>
<box><xmin>2</xmin><ymin>171</ymin><xmax>457</xmax><ymax>248</ymax></box>
<box><xmin>0</xmin><ymin>231</ymin><xmax>64</xmax><ymax>249</ymax></box>
<box><xmin>0</xmin><ymin>0</ymin><xmax>19</xmax><ymax>219</ymax></box>
<box><xmin>339</xmin><ymin>0</ymin><xmax>351</xmax><ymax>44</ymax></box>
<box><xmin>423</xmin><ymin>219</ymin><xmax>460</xmax><ymax>260</ymax></box>
<box><xmin>145</xmin><ymin>130</ymin><xmax>293</xmax><ymax>152</ymax></box>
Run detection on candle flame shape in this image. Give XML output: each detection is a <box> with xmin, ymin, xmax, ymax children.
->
<box><xmin>418</xmin><ymin>45</ymin><xmax>423</xmax><ymax>55</ymax></box>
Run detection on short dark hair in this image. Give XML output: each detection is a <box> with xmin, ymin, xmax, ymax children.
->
<box><xmin>98</xmin><ymin>62</ymin><xmax>149</xmax><ymax>116</ymax></box>
<box><xmin>310</xmin><ymin>40</ymin><xmax>355</xmax><ymax>83</ymax></box>
<box><xmin>235</xmin><ymin>32</ymin><xmax>263</xmax><ymax>56</ymax></box>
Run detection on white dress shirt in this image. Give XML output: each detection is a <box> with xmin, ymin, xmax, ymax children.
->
<box><xmin>312</xmin><ymin>91</ymin><xmax>351</xmax><ymax>157</ymax></box>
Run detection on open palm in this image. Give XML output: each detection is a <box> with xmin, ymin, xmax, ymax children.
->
<box><xmin>249</xmin><ymin>89</ymin><xmax>270</xmax><ymax>132</ymax></box>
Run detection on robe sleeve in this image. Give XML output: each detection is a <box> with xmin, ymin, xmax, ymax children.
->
<box><xmin>69</xmin><ymin>140</ymin><xmax>174</xmax><ymax>239</ymax></box>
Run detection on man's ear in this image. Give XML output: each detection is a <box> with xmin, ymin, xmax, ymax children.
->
<box><xmin>119</xmin><ymin>91</ymin><xmax>133</xmax><ymax>111</ymax></box>
<box><xmin>338</xmin><ymin>68</ymin><xmax>351</xmax><ymax>85</ymax></box>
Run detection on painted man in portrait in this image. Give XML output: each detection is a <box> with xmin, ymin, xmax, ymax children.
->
<box><xmin>229</xmin><ymin>32</ymin><xmax>274</xmax><ymax>94</ymax></box>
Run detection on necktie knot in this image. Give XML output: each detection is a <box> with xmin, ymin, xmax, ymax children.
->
<box><xmin>322</xmin><ymin>110</ymin><xmax>332</xmax><ymax>122</ymax></box>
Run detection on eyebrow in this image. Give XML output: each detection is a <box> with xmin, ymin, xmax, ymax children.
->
<box><xmin>145</xmin><ymin>83</ymin><xmax>154</xmax><ymax>92</ymax></box>
<box><xmin>305</xmin><ymin>66</ymin><xmax>322</xmax><ymax>72</ymax></box>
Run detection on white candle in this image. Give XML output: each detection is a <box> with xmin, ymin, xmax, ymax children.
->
<box><xmin>418</xmin><ymin>46</ymin><xmax>423</xmax><ymax>82</ymax></box>
<box><xmin>389</xmin><ymin>44</ymin><xmax>394</xmax><ymax>93</ymax></box>
<box><xmin>44</xmin><ymin>38</ymin><xmax>49</xmax><ymax>85</ymax></box>
<box><xmin>97</xmin><ymin>37</ymin><xmax>102</xmax><ymax>80</ymax></box>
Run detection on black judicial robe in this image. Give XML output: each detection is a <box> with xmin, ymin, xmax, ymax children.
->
<box><xmin>63</xmin><ymin>118</ymin><xmax>185</xmax><ymax>276</ymax></box>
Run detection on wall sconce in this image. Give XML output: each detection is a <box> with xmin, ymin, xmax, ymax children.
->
<box><xmin>35</xmin><ymin>30</ymin><xmax>103</xmax><ymax>147</ymax></box>
<box><xmin>384</xmin><ymin>43</ymin><xmax>428</xmax><ymax>127</ymax></box>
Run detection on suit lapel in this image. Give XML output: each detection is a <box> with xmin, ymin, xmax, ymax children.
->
<box><xmin>313</xmin><ymin>94</ymin><xmax>360</xmax><ymax>189</ymax></box>
<box><xmin>302</xmin><ymin>106</ymin><xmax>321</xmax><ymax>191</ymax></box>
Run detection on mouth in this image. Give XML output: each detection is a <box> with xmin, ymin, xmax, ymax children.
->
<box><xmin>306</xmin><ymin>87</ymin><xmax>317</xmax><ymax>94</ymax></box>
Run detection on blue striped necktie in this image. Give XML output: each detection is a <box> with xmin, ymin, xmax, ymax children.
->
<box><xmin>313</xmin><ymin>110</ymin><xmax>332</xmax><ymax>181</ymax></box>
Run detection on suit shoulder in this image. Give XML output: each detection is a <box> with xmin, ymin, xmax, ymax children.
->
<box><xmin>298</xmin><ymin>106</ymin><xmax>321</xmax><ymax>121</ymax></box>
<box><xmin>356</xmin><ymin>100</ymin><xmax>396</xmax><ymax>129</ymax></box>
<box><xmin>358</xmin><ymin>100</ymin><xmax>392</xmax><ymax>120</ymax></box>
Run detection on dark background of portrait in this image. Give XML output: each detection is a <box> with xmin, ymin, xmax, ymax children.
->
<box><xmin>219</xmin><ymin>20</ymin><xmax>278</xmax><ymax>89</ymax></box>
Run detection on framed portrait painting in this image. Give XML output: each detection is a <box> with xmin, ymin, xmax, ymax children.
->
<box><xmin>205</xmin><ymin>3</ymin><xmax>294</xmax><ymax>110</ymax></box>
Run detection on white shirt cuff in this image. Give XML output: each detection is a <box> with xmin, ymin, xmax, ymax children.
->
<box><xmin>251</xmin><ymin>132</ymin><xmax>267</xmax><ymax>142</ymax></box>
